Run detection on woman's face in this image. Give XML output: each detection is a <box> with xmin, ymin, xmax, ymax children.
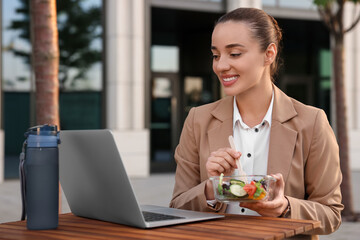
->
<box><xmin>211</xmin><ymin>21</ymin><xmax>269</xmax><ymax>96</ymax></box>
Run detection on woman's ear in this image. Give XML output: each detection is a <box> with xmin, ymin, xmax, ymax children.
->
<box><xmin>264</xmin><ymin>43</ymin><xmax>277</xmax><ymax>66</ymax></box>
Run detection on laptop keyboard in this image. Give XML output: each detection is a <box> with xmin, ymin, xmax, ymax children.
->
<box><xmin>142</xmin><ymin>211</ymin><xmax>185</xmax><ymax>222</ymax></box>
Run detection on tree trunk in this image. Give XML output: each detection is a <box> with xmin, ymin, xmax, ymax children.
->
<box><xmin>30</xmin><ymin>0</ymin><xmax>61</xmax><ymax>212</ymax></box>
<box><xmin>30</xmin><ymin>0</ymin><xmax>60</xmax><ymax>127</ymax></box>
<box><xmin>332</xmin><ymin>34</ymin><xmax>355</xmax><ymax>220</ymax></box>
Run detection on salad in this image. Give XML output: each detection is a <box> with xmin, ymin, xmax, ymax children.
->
<box><xmin>216</xmin><ymin>173</ymin><xmax>268</xmax><ymax>201</ymax></box>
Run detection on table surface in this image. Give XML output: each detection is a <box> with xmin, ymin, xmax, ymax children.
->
<box><xmin>0</xmin><ymin>213</ymin><xmax>320</xmax><ymax>240</ymax></box>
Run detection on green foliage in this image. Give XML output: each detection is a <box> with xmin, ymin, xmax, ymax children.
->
<box><xmin>314</xmin><ymin>0</ymin><xmax>360</xmax><ymax>6</ymax></box>
<box><xmin>8</xmin><ymin>0</ymin><xmax>31</xmax><ymax>64</ymax></box>
<box><xmin>313</xmin><ymin>0</ymin><xmax>334</xmax><ymax>6</ymax></box>
<box><xmin>8</xmin><ymin>0</ymin><xmax>102</xmax><ymax>89</ymax></box>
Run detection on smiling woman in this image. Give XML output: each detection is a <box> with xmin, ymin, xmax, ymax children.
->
<box><xmin>211</xmin><ymin>21</ymin><xmax>275</xmax><ymax>98</ymax></box>
<box><xmin>170</xmin><ymin>7</ymin><xmax>343</xmax><ymax>239</ymax></box>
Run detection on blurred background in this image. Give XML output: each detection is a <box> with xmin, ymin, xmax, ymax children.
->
<box><xmin>3</xmin><ymin>0</ymin><xmax>359</xmax><ymax>179</ymax></box>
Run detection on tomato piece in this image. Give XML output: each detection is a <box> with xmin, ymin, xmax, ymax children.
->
<box><xmin>243</xmin><ymin>184</ymin><xmax>257</xmax><ymax>196</ymax></box>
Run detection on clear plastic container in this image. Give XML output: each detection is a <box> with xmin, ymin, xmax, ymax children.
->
<box><xmin>210</xmin><ymin>175</ymin><xmax>276</xmax><ymax>202</ymax></box>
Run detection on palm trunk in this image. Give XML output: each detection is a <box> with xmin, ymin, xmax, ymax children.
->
<box><xmin>31</xmin><ymin>0</ymin><xmax>60</xmax><ymax>127</ymax></box>
<box><xmin>332</xmin><ymin>34</ymin><xmax>355</xmax><ymax>220</ymax></box>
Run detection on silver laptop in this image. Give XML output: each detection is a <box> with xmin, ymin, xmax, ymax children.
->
<box><xmin>59</xmin><ymin>129</ymin><xmax>224</xmax><ymax>228</ymax></box>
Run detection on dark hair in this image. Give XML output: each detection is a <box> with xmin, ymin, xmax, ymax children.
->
<box><xmin>215</xmin><ymin>8</ymin><xmax>283</xmax><ymax>80</ymax></box>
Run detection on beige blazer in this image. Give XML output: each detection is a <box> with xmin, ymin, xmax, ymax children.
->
<box><xmin>170</xmin><ymin>85</ymin><xmax>343</xmax><ymax>237</ymax></box>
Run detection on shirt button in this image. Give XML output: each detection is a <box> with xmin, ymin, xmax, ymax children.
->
<box><xmin>255</xmin><ymin>128</ymin><xmax>259</xmax><ymax>132</ymax></box>
<box><xmin>241</xmin><ymin>208</ymin><xmax>245</xmax><ymax>213</ymax></box>
<box><xmin>247</xmin><ymin>153</ymin><xmax>251</xmax><ymax>158</ymax></box>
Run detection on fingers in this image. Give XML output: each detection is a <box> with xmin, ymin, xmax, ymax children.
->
<box><xmin>271</xmin><ymin>173</ymin><xmax>284</xmax><ymax>187</ymax></box>
<box><xmin>240</xmin><ymin>195</ymin><xmax>282</xmax><ymax>210</ymax></box>
<box><xmin>239</xmin><ymin>173</ymin><xmax>287</xmax><ymax>217</ymax></box>
<box><xmin>216</xmin><ymin>148</ymin><xmax>240</xmax><ymax>168</ymax></box>
<box><xmin>206</xmin><ymin>148</ymin><xmax>241</xmax><ymax>177</ymax></box>
<box><xmin>240</xmin><ymin>202</ymin><xmax>283</xmax><ymax>217</ymax></box>
<box><xmin>270</xmin><ymin>173</ymin><xmax>285</xmax><ymax>197</ymax></box>
<box><xmin>240</xmin><ymin>195</ymin><xmax>285</xmax><ymax>217</ymax></box>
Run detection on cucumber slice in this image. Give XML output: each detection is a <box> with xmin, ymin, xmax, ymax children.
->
<box><xmin>230</xmin><ymin>184</ymin><xmax>247</xmax><ymax>197</ymax></box>
<box><xmin>230</xmin><ymin>179</ymin><xmax>245</xmax><ymax>187</ymax></box>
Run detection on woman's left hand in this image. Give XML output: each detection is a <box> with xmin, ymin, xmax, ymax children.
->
<box><xmin>240</xmin><ymin>173</ymin><xmax>289</xmax><ymax>217</ymax></box>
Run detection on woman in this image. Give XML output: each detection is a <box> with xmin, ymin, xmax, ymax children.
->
<box><xmin>169</xmin><ymin>8</ymin><xmax>343</xmax><ymax>238</ymax></box>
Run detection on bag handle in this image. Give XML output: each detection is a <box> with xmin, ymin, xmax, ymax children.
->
<box><xmin>19</xmin><ymin>140</ymin><xmax>27</xmax><ymax>221</ymax></box>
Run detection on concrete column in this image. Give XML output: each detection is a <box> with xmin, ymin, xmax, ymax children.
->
<box><xmin>132</xmin><ymin>0</ymin><xmax>145</xmax><ymax>130</ymax></box>
<box><xmin>105</xmin><ymin>0</ymin><xmax>149</xmax><ymax>177</ymax></box>
<box><xmin>344</xmin><ymin>2</ymin><xmax>360</xmax><ymax>170</ymax></box>
<box><xmin>226</xmin><ymin>0</ymin><xmax>262</xmax><ymax>11</ymax></box>
<box><xmin>106</xmin><ymin>0</ymin><xmax>132</xmax><ymax>130</ymax></box>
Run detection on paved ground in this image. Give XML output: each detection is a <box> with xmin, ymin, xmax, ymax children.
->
<box><xmin>1</xmin><ymin>172</ymin><xmax>359</xmax><ymax>239</ymax></box>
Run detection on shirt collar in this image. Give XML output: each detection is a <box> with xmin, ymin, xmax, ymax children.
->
<box><xmin>233</xmin><ymin>91</ymin><xmax>274</xmax><ymax>129</ymax></box>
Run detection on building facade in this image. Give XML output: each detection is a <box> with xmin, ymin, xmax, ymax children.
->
<box><xmin>0</xmin><ymin>0</ymin><xmax>359</xmax><ymax>182</ymax></box>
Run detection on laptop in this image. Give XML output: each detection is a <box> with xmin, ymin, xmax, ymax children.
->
<box><xmin>59</xmin><ymin>129</ymin><xmax>224</xmax><ymax>228</ymax></box>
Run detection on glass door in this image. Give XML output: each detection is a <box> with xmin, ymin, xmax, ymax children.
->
<box><xmin>150</xmin><ymin>45</ymin><xmax>180</xmax><ymax>172</ymax></box>
<box><xmin>150</xmin><ymin>73</ymin><xmax>180</xmax><ymax>172</ymax></box>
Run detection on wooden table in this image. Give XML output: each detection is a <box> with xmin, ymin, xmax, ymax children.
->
<box><xmin>0</xmin><ymin>213</ymin><xmax>320</xmax><ymax>240</ymax></box>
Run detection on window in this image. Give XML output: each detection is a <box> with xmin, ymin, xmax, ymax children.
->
<box><xmin>151</xmin><ymin>45</ymin><xmax>179</xmax><ymax>73</ymax></box>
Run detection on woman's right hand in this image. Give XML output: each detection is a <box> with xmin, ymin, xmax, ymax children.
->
<box><xmin>206</xmin><ymin>148</ymin><xmax>241</xmax><ymax>177</ymax></box>
<box><xmin>205</xmin><ymin>148</ymin><xmax>240</xmax><ymax>200</ymax></box>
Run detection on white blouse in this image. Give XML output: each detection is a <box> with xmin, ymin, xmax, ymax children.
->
<box><xmin>226</xmin><ymin>93</ymin><xmax>274</xmax><ymax>215</ymax></box>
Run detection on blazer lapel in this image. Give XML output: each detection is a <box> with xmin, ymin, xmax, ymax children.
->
<box><xmin>267</xmin><ymin>86</ymin><xmax>298</xmax><ymax>182</ymax></box>
<box><xmin>208</xmin><ymin>97</ymin><xmax>233</xmax><ymax>152</ymax></box>
<box><xmin>206</xmin><ymin>89</ymin><xmax>298</xmax><ymax>182</ymax></box>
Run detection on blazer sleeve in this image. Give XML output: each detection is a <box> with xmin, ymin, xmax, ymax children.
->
<box><xmin>287</xmin><ymin>109</ymin><xmax>343</xmax><ymax>235</ymax></box>
<box><xmin>169</xmin><ymin>107</ymin><xmax>225</xmax><ymax>212</ymax></box>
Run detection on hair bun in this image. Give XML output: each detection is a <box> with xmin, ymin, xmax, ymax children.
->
<box><xmin>267</xmin><ymin>14</ymin><xmax>283</xmax><ymax>44</ymax></box>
